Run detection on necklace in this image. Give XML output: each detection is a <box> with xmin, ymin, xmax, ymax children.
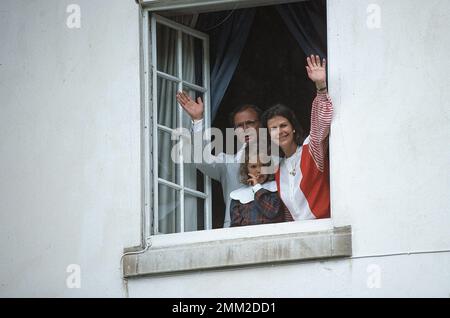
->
<box><xmin>286</xmin><ymin>147</ymin><xmax>300</xmax><ymax>176</ymax></box>
<box><xmin>288</xmin><ymin>160</ymin><xmax>296</xmax><ymax>176</ymax></box>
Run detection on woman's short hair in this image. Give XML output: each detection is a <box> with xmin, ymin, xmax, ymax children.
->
<box><xmin>261</xmin><ymin>104</ymin><xmax>304</xmax><ymax>156</ymax></box>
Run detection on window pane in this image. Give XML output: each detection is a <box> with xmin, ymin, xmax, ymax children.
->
<box><xmin>157</xmin><ymin>77</ymin><xmax>178</xmax><ymax>129</ymax></box>
<box><xmin>180</xmin><ymin>87</ymin><xmax>206</xmax><ymax>192</ymax></box>
<box><xmin>184</xmin><ymin>165</ymin><xmax>205</xmax><ymax>192</ymax></box>
<box><xmin>158</xmin><ymin>129</ymin><xmax>179</xmax><ymax>184</ymax></box>
<box><xmin>156</xmin><ymin>23</ymin><xmax>178</xmax><ymax>77</ymax></box>
<box><xmin>184</xmin><ymin>194</ymin><xmax>205</xmax><ymax>232</ymax></box>
<box><xmin>182</xmin><ymin>34</ymin><xmax>203</xmax><ymax>87</ymax></box>
<box><xmin>158</xmin><ymin>184</ymin><xmax>180</xmax><ymax>234</ymax></box>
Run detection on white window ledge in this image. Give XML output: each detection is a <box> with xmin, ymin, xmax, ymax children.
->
<box><xmin>123</xmin><ymin>221</ymin><xmax>352</xmax><ymax>277</ymax></box>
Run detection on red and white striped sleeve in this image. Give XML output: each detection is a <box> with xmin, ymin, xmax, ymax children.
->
<box><xmin>308</xmin><ymin>91</ymin><xmax>333</xmax><ymax>172</ymax></box>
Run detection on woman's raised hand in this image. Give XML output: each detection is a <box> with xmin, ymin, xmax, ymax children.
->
<box><xmin>306</xmin><ymin>55</ymin><xmax>327</xmax><ymax>89</ymax></box>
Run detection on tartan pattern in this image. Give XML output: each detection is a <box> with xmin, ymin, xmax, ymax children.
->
<box><xmin>230</xmin><ymin>188</ymin><xmax>294</xmax><ymax>227</ymax></box>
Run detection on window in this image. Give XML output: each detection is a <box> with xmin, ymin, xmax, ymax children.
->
<box><xmin>142</xmin><ymin>14</ymin><xmax>212</xmax><ymax>236</ymax></box>
<box><xmin>124</xmin><ymin>0</ymin><xmax>352</xmax><ymax>277</ymax></box>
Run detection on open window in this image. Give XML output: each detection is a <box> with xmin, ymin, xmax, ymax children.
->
<box><xmin>124</xmin><ymin>0</ymin><xmax>352</xmax><ymax>277</ymax></box>
<box><xmin>147</xmin><ymin>14</ymin><xmax>212</xmax><ymax>235</ymax></box>
<box><xmin>144</xmin><ymin>0</ymin><xmax>328</xmax><ymax>234</ymax></box>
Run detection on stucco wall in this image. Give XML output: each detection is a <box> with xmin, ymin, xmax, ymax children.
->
<box><xmin>329</xmin><ymin>0</ymin><xmax>450</xmax><ymax>257</ymax></box>
<box><xmin>127</xmin><ymin>0</ymin><xmax>450</xmax><ymax>297</ymax></box>
<box><xmin>0</xmin><ymin>0</ymin><xmax>449</xmax><ymax>297</ymax></box>
<box><xmin>0</xmin><ymin>0</ymin><xmax>141</xmax><ymax>297</ymax></box>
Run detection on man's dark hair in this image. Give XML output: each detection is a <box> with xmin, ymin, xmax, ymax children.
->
<box><xmin>229</xmin><ymin>104</ymin><xmax>263</xmax><ymax>126</ymax></box>
<box><xmin>261</xmin><ymin>104</ymin><xmax>305</xmax><ymax>156</ymax></box>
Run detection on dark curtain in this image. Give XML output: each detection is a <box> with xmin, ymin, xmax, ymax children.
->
<box><xmin>195</xmin><ymin>0</ymin><xmax>326</xmax><ymax>120</ymax></box>
<box><xmin>276</xmin><ymin>0</ymin><xmax>327</xmax><ymax>59</ymax></box>
<box><xmin>196</xmin><ymin>9</ymin><xmax>256</xmax><ymax>120</ymax></box>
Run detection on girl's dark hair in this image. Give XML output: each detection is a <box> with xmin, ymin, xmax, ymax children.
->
<box><xmin>239</xmin><ymin>145</ymin><xmax>275</xmax><ymax>185</ymax></box>
<box><xmin>261</xmin><ymin>104</ymin><xmax>305</xmax><ymax>157</ymax></box>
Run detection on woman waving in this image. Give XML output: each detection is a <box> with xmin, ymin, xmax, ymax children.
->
<box><xmin>262</xmin><ymin>55</ymin><xmax>333</xmax><ymax>220</ymax></box>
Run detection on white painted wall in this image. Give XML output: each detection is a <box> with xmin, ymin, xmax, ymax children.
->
<box><xmin>128</xmin><ymin>252</ymin><xmax>450</xmax><ymax>297</ymax></box>
<box><xmin>329</xmin><ymin>0</ymin><xmax>450</xmax><ymax>257</ymax></box>
<box><xmin>127</xmin><ymin>0</ymin><xmax>450</xmax><ymax>297</ymax></box>
<box><xmin>0</xmin><ymin>0</ymin><xmax>141</xmax><ymax>297</ymax></box>
<box><xmin>1</xmin><ymin>0</ymin><xmax>449</xmax><ymax>297</ymax></box>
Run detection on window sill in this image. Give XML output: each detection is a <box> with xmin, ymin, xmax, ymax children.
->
<box><xmin>123</xmin><ymin>221</ymin><xmax>352</xmax><ymax>277</ymax></box>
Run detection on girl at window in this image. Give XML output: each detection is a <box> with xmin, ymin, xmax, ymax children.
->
<box><xmin>230</xmin><ymin>147</ymin><xmax>293</xmax><ymax>227</ymax></box>
<box><xmin>262</xmin><ymin>55</ymin><xmax>333</xmax><ymax>221</ymax></box>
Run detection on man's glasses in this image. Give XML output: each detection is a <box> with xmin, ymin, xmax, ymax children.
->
<box><xmin>234</xmin><ymin>120</ymin><xmax>259</xmax><ymax>131</ymax></box>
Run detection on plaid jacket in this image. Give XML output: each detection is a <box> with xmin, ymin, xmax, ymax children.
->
<box><xmin>230</xmin><ymin>188</ymin><xmax>294</xmax><ymax>227</ymax></box>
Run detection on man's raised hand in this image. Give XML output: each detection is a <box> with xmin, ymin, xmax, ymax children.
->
<box><xmin>176</xmin><ymin>91</ymin><xmax>204</xmax><ymax>121</ymax></box>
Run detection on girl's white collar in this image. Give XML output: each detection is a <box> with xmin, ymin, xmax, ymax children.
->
<box><xmin>230</xmin><ymin>181</ymin><xmax>278</xmax><ymax>204</ymax></box>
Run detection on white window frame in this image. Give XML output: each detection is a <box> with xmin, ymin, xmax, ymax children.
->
<box><xmin>142</xmin><ymin>12</ymin><xmax>213</xmax><ymax>238</ymax></box>
<box><xmin>140</xmin><ymin>0</ymin><xmax>334</xmax><ymax>243</ymax></box>
<box><xmin>125</xmin><ymin>0</ymin><xmax>352</xmax><ymax>277</ymax></box>
<box><xmin>140</xmin><ymin>0</ymin><xmax>307</xmax><ymax>13</ymax></box>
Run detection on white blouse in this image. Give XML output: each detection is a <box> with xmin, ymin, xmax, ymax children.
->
<box><xmin>278</xmin><ymin>141</ymin><xmax>316</xmax><ymax>221</ymax></box>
